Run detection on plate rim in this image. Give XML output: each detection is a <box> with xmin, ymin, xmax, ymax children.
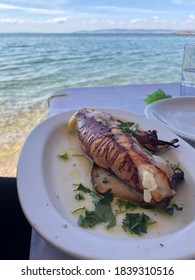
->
<box><xmin>17</xmin><ymin>108</ymin><xmax>195</xmax><ymax>259</ymax></box>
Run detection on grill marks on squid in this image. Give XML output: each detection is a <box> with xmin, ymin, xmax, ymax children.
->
<box><xmin>76</xmin><ymin>109</ymin><xmax>184</xmax><ymax>208</ymax></box>
<box><xmin>77</xmin><ymin>113</ymin><xmax>138</xmax><ymax>188</ymax></box>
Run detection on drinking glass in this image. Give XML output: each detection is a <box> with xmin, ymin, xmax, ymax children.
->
<box><xmin>180</xmin><ymin>44</ymin><xmax>195</xmax><ymax>96</ymax></box>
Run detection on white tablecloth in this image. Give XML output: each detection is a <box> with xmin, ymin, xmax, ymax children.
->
<box><xmin>30</xmin><ymin>82</ymin><xmax>181</xmax><ymax>260</ymax></box>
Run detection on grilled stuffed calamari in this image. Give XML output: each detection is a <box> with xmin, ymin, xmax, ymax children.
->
<box><xmin>76</xmin><ymin>108</ymin><xmax>183</xmax><ymax>208</ymax></box>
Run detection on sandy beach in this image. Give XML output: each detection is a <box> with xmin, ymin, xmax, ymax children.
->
<box><xmin>0</xmin><ymin>102</ymin><xmax>47</xmax><ymax>177</ymax></box>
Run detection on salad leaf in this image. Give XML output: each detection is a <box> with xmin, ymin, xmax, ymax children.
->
<box><xmin>144</xmin><ymin>89</ymin><xmax>172</xmax><ymax>104</ymax></box>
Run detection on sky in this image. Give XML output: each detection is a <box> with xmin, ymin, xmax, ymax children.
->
<box><xmin>0</xmin><ymin>0</ymin><xmax>195</xmax><ymax>33</ymax></box>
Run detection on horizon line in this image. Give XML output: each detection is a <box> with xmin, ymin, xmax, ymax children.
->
<box><xmin>0</xmin><ymin>28</ymin><xmax>195</xmax><ymax>35</ymax></box>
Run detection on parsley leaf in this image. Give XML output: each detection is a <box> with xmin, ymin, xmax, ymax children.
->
<box><xmin>144</xmin><ymin>89</ymin><xmax>172</xmax><ymax>104</ymax></box>
<box><xmin>75</xmin><ymin>193</ymin><xmax>85</xmax><ymax>201</ymax></box>
<box><xmin>95</xmin><ymin>190</ymin><xmax>116</xmax><ymax>229</ymax></box>
<box><xmin>73</xmin><ymin>183</ymin><xmax>92</xmax><ymax>193</ymax></box>
<box><xmin>117</xmin><ymin>121</ymin><xmax>136</xmax><ymax>135</ymax></box>
<box><xmin>72</xmin><ymin>207</ymin><xmax>85</xmax><ymax>215</ymax></box>
<box><xmin>165</xmin><ymin>203</ymin><xmax>183</xmax><ymax>216</ymax></box>
<box><xmin>116</xmin><ymin>199</ymin><xmax>137</xmax><ymax>213</ymax></box>
<box><xmin>169</xmin><ymin>162</ymin><xmax>180</xmax><ymax>170</ymax></box>
<box><xmin>102</xmin><ymin>177</ymin><xmax>109</xmax><ymax>183</ymax></box>
<box><xmin>78</xmin><ymin>210</ymin><xmax>102</xmax><ymax>228</ymax></box>
<box><xmin>78</xmin><ymin>189</ymin><xmax>116</xmax><ymax>229</ymax></box>
<box><xmin>122</xmin><ymin>213</ymin><xmax>154</xmax><ymax>236</ymax></box>
<box><xmin>90</xmin><ymin>192</ymin><xmax>102</xmax><ymax>204</ymax></box>
<box><xmin>58</xmin><ymin>152</ymin><xmax>69</xmax><ymax>160</ymax></box>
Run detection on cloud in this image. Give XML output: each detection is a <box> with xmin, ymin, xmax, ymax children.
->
<box><xmin>0</xmin><ymin>3</ymin><xmax>64</xmax><ymax>15</ymax></box>
<box><xmin>47</xmin><ymin>17</ymin><xmax>67</xmax><ymax>24</ymax></box>
<box><xmin>172</xmin><ymin>0</ymin><xmax>182</xmax><ymax>3</ymax></box>
<box><xmin>172</xmin><ymin>0</ymin><xmax>195</xmax><ymax>4</ymax></box>
<box><xmin>129</xmin><ymin>18</ymin><xmax>144</xmax><ymax>24</ymax></box>
<box><xmin>93</xmin><ymin>5</ymin><xmax>163</xmax><ymax>14</ymax></box>
<box><xmin>152</xmin><ymin>16</ymin><xmax>160</xmax><ymax>23</ymax></box>
<box><xmin>0</xmin><ymin>17</ymin><xmax>24</xmax><ymax>24</ymax></box>
<box><xmin>186</xmin><ymin>14</ymin><xmax>195</xmax><ymax>23</ymax></box>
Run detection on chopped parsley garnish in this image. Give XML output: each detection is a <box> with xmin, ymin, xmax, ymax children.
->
<box><xmin>58</xmin><ymin>152</ymin><xmax>69</xmax><ymax>160</ymax></box>
<box><xmin>122</xmin><ymin>213</ymin><xmax>154</xmax><ymax>236</ymax></box>
<box><xmin>72</xmin><ymin>181</ymin><xmax>183</xmax><ymax>236</ymax></box>
<box><xmin>58</xmin><ymin>149</ymin><xmax>84</xmax><ymax>161</ymax></box>
<box><xmin>75</xmin><ymin>193</ymin><xmax>85</xmax><ymax>201</ymax></box>
<box><xmin>78</xmin><ymin>210</ymin><xmax>103</xmax><ymax>228</ymax></box>
<box><xmin>169</xmin><ymin>162</ymin><xmax>180</xmax><ymax>170</ymax></box>
<box><xmin>165</xmin><ymin>203</ymin><xmax>183</xmax><ymax>216</ymax></box>
<box><xmin>72</xmin><ymin>154</ymin><xmax>85</xmax><ymax>157</ymax></box>
<box><xmin>94</xmin><ymin>194</ymin><xmax>116</xmax><ymax>229</ymax></box>
<box><xmin>105</xmin><ymin>133</ymin><xmax>115</xmax><ymax>138</ymax></box>
<box><xmin>72</xmin><ymin>207</ymin><xmax>85</xmax><ymax>215</ymax></box>
<box><xmin>77</xmin><ymin>189</ymin><xmax>116</xmax><ymax>229</ymax></box>
<box><xmin>166</xmin><ymin>207</ymin><xmax>174</xmax><ymax>216</ymax></box>
<box><xmin>73</xmin><ymin>183</ymin><xmax>92</xmax><ymax>193</ymax></box>
<box><xmin>102</xmin><ymin>177</ymin><xmax>109</xmax><ymax>183</ymax></box>
<box><xmin>91</xmin><ymin>192</ymin><xmax>102</xmax><ymax>204</ymax></box>
<box><xmin>117</xmin><ymin>121</ymin><xmax>136</xmax><ymax>135</ymax></box>
<box><xmin>116</xmin><ymin>199</ymin><xmax>137</xmax><ymax>213</ymax></box>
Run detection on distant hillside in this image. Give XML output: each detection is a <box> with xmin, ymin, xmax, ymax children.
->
<box><xmin>73</xmin><ymin>28</ymin><xmax>195</xmax><ymax>35</ymax></box>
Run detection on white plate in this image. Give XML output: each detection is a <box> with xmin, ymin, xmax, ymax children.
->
<box><xmin>17</xmin><ymin>109</ymin><xmax>195</xmax><ymax>259</ymax></box>
<box><xmin>145</xmin><ymin>97</ymin><xmax>195</xmax><ymax>142</ymax></box>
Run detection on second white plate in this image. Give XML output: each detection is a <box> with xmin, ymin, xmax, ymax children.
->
<box><xmin>145</xmin><ymin>97</ymin><xmax>195</xmax><ymax>142</ymax></box>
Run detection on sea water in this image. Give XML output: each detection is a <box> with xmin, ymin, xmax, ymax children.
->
<box><xmin>181</xmin><ymin>68</ymin><xmax>195</xmax><ymax>96</ymax></box>
<box><xmin>1</xmin><ymin>33</ymin><xmax>195</xmax><ymax>176</ymax></box>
